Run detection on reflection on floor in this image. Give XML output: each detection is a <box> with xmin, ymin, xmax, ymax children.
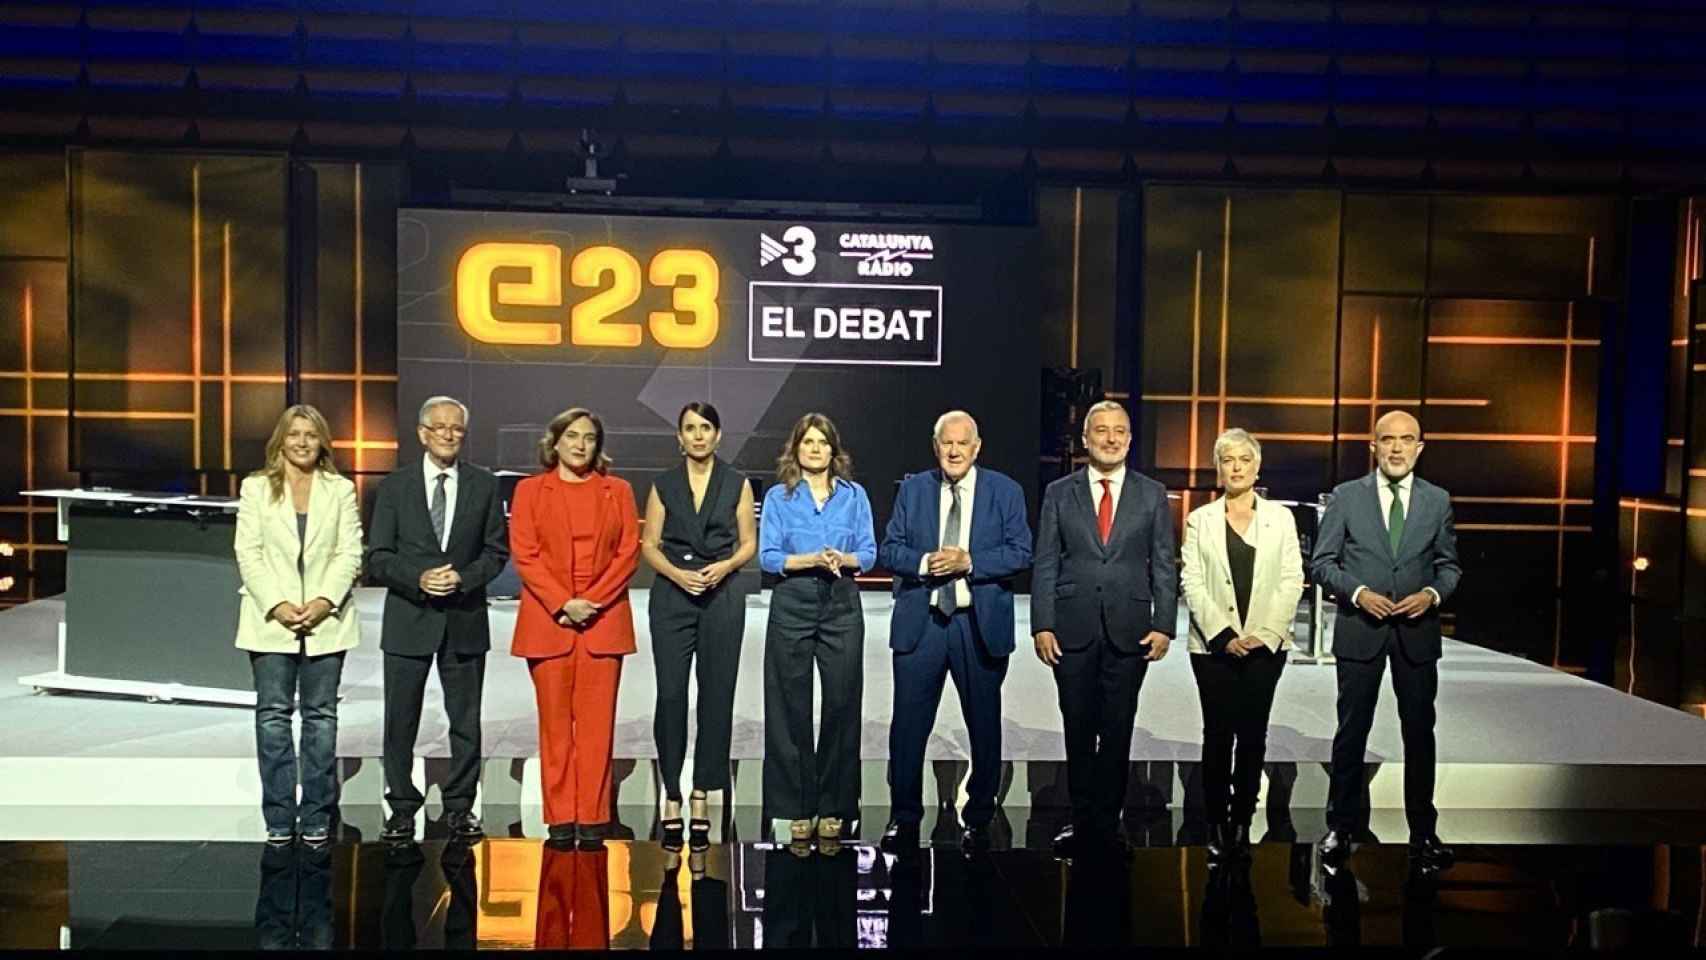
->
<box><xmin>3</xmin><ymin>836</ymin><xmax>1701</xmax><ymax>950</ymax></box>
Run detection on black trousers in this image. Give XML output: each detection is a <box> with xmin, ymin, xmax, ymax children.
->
<box><xmin>1190</xmin><ymin>648</ymin><xmax>1286</xmax><ymax>827</ymax></box>
<box><xmin>760</xmin><ymin>846</ymin><xmax>857</xmax><ymax>949</ymax></box>
<box><xmin>1052</xmin><ymin>618</ymin><xmax>1149</xmax><ymax>834</ymax></box>
<box><xmin>1328</xmin><ymin>635</ymin><xmax>1439</xmax><ymax>837</ymax></box>
<box><xmin>649</xmin><ymin>578</ymin><xmax>746</xmax><ymax>801</ymax></box>
<box><xmin>382</xmin><ymin>624</ymin><xmax>487</xmax><ymax>817</ymax></box>
<box><xmin>763</xmin><ymin>575</ymin><xmax>864</xmax><ymax>822</ymax></box>
<box><xmin>650</xmin><ymin>866</ymin><xmax>730</xmax><ymax>950</ymax></box>
<box><xmin>888</xmin><ymin>609</ymin><xmax>1008</xmax><ymax>827</ymax></box>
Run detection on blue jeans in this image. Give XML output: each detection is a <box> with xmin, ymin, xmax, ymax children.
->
<box><xmin>251</xmin><ymin>651</ymin><xmax>345</xmax><ymax>834</ymax></box>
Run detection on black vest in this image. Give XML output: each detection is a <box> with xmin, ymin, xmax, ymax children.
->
<box><xmin>653</xmin><ymin>459</ymin><xmax>744</xmax><ymax>570</ymax></box>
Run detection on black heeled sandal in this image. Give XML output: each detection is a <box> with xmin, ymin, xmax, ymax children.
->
<box><xmin>688</xmin><ymin>791</ymin><xmax>712</xmax><ymax>851</ymax></box>
<box><xmin>661</xmin><ymin>815</ymin><xmax>686</xmax><ymax>850</ymax></box>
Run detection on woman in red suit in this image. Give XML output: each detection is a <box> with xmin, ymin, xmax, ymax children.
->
<box><xmin>510</xmin><ymin>406</ymin><xmax>640</xmax><ymax>847</ymax></box>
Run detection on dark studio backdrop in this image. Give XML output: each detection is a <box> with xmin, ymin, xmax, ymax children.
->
<box><xmin>2</xmin><ymin>0</ymin><xmax>1706</xmax><ymax>716</ymax></box>
<box><xmin>394</xmin><ymin>207</ymin><xmax>1041</xmax><ymax>540</ymax></box>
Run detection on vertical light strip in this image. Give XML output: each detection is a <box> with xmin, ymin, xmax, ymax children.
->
<box><xmin>354</xmin><ymin>164</ymin><xmax>365</xmax><ymax>476</ymax></box>
<box><xmin>1585</xmin><ymin>235</ymin><xmax>1596</xmax><ymax>298</ymax></box>
<box><xmin>1368</xmin><ymin>318</ymin><xmax>1382</xmax><ymax>473</ymax></box>
<box><xmin>192</xmin><ymin>164</ymin><xmax>203</xmax><ymax>476</ymax></box>
<box><xmin>1178</xmin><ymin>848</ymin><xmax>1190</xmax><ymax>946</ymax></box>
<box><xmin>1217</xmin><ymin>195</ymin><xmax>1231</xmax><ymax>437</ymax></box>
<box><xmin>1629</xmin><ymin>501</ymin><xmax>1640</xmax><ymax>695</ymax></box>
<box><xmin>23</xmin><ymin>283</ymin><xmax>34</xmax><ymax>596</ymax></box>
<box><xmin>1682</xmin><ymin>206</ymin><xmax>1693</xmax><ymax>302</ymax></box>
<box><xmin>1069</xmin><ymin>187</ymin><xmax>1082</xmax><ymax>369</ymax></box>
<box><xmin>222</xmin><ymin>221</ymin><xmax>233</xmax><ymax>475</ymax></box>
<box><xmin>1187</xmin><ymin>249</ymin><xmax>1204</xmax><ymax>517</ymax></box>
<box><xmin>1554</xmin><ymin>301</ymin><xmax>1575</xmax><ymax>666</ymax></box>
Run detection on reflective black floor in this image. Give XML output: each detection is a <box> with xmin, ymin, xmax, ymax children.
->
<box><xmin>3</xmin><ymin>834</ymin><xmax>1704</xmax><ymax>950</ymax></box>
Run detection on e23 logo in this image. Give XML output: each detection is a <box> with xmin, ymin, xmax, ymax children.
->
<box><xmin>455</xmin><ymin>242</ymin><xmax>719</xmax><ymax>348</ymax></box>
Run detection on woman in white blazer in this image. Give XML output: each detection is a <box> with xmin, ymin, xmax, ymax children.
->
<box><xmin>234</xmin><ymin>403</ymin><xmax>364</xmax><ymax>845</ymax></box>
<box><xmin>1180</xmin><ymin>428</ymin><xmax>1304</xmax><ymax>863</ymax></box>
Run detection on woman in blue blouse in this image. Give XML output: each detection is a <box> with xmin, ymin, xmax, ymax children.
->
<box><xmin>759</xmin><ymin>412</ymin><xmax>878</xmax><ymax>847</ymax></box>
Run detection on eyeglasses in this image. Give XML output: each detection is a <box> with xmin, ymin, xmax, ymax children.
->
<box><xmin>422</xmin><ymin>424</ymin><xmax>467</xmax><ymax>437</ymax></box>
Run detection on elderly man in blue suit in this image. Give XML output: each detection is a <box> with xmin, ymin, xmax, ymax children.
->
<box><xmin>878</xmin><ymin>410</ymin><xmax>1033</xmax><ymax>854</ymax></box>
<box><xmin>1312</xmin><ymin>409</ymin><xmax>1461</xmax><ymax>874</ymax></box>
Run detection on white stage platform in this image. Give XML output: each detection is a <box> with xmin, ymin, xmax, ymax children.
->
<box><xmin>3</xmin><ymin>588</ymin><xmax>1705</xmax><ymax>842</ymax></box>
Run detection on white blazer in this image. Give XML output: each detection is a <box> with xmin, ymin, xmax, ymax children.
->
<box><xmin>233</xmin><ymin>470</ymin><xmax>364</xmax><ymax>656</ymax></box>
<box><xmin>1180</xmin><ymin>494</ymin><xmax>1304</xmax><ymax>654</ymax></box>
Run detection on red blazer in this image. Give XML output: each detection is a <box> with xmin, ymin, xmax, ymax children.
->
<box><xmin>508</xmin><ymin>470</ymin><xmax>639</xmax><ymax>658</ymax></box>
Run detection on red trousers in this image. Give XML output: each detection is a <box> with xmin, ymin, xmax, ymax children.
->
<box><xmin>528</xmin><ymin>644</ymin><xmax>624</xmax><ymax>826</ymax></box>
<box><xmin>535</xmin><ymin>844</ymin><xmax>610</xmax><ymax>950</ymax></box>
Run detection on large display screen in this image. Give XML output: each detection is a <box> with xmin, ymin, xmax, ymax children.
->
<box><xmin>397</xmin><ymin>208</ymin><xmax>1041</xmax><ymax>537</ymax></box>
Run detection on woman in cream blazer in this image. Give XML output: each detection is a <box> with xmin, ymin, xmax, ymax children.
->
<box><xmin>1180</xmin><ymin>428</ymin><xmax>1304</xmax><ymax>863</ymax></box>
<box><xmin>234</xmin><ymin>404</ymin><xmax>364</xmax><ymax>845</ymax></box>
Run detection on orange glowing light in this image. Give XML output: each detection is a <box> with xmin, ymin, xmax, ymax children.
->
<box><xmin>455</xmin><ymin>242</ymin><xmax>724</xmax><ymax>349</ymax></box>
<box><xmin>457</xmin><ymin>242</ymin><xmax>565</xmax><ymax>345</ymax></box>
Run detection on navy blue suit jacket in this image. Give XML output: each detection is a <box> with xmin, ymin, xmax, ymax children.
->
<box><xmin>879</xmin><ymin>467</ymin><xmax>1033</xmax><ymax>656</ymax></box>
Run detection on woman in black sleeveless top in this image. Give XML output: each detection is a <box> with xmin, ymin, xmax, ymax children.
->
<box><xmin>640</xmin><ymin>402</ymin><xmax>757</xmax><ymax>849</ymax></box>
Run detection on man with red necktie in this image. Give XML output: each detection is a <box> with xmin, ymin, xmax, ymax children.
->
<box><xmin>1031</xmin><ymin>400</ymin><xmax>1179</xmax><ymax>859</ymax></box>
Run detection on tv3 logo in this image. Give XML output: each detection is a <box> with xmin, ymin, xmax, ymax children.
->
<box><xmin>759</xmin><ymin>225</ymin><xmax>817</xmax><ymax>277</ymax></box>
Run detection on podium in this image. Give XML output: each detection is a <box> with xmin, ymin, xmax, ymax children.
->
<box><xmin>20</xmin><ymin>489</ymin><xmax>255</xmax><ymax>706</ymax></box>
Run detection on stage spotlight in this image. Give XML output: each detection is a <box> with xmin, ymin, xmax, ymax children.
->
<box><xmin>0</xmin><ymin>577</ymin><xmax>13</xmax><ymax>592</ymax></box>
<box><xmin>1633</xmin><ymin>556</ymin><xmax>1651</xmax><ymax>572</ymax></box>
<box><xmin>0</xmin><ymin>542</ymin><xmax>12</xmax><ymax>558</ymax></box>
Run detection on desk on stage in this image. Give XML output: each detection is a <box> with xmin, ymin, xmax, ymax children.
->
<box><xmin>20</xmin><ymin>489</ymin><xmax>253</xmax><ymax>706</ymax></box>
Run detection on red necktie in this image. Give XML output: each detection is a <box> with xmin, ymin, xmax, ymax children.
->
<box><xmin>1097</xmin><ymin>478</ymin><xmax>1113</xmax><ymax>544</ymax></box>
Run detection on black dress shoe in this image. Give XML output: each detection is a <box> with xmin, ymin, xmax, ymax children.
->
<box><xmin>576</xmin><ymin>822</ymin><xmax>607</xmax><ymax>850</ymax></box>
<box><xmin>1228</xmin><ymin>823</ymin><xmax>1252</xmax><ymax>860</ymax></box>
<box><xmin>1409</xmin><ymin>835</ymin><xmax>1454</xmax><ymax>872</ymax></box>
<box><xmin>381</xmin><ymin>813</ymin><xmax>415</xmax><ymax>844</ymax></box>
<box><xmin>880</xmin><ymin>820</ymin><xmax>920</xmax><ymax>853</ymax></box>
<box><xmin>446</xmin><ymin>810</ymin><xmax>484</xmax><ymax>841</ymax></box>
<box><xmin>1206</xmin><ymin>823</ymin><xmax>1228</xmax><ymax>863</ymax></box>
<box><xmin>1051</xmin><ymin>823</ymin><xmax>1080</xmax><ymax>858</ymax></box>
<box><xmin>547</xmin><ymin>822</ymin><xmax>576</xmax><ymax>843</ymax></box>
<box><xmin>959</xmin><ymin>823</ymin><xmax>991</xmax><ymax>855</ymax></box>
<box><xmin>1318</xmin><ymin>829</ymin><xmax>1352</xmax><ymax>864</ymax></box>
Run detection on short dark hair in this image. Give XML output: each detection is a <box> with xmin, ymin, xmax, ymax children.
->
<box><xmin>678</xmin><ymin>401</ymin><xmax>722</xmax><ymax>431</ymax></box>
<box><xmin>538</xmin><ymin>407</ymin><xmax>612</xmax><ymax>473</ymax></box>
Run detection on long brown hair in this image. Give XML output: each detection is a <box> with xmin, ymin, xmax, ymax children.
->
<box><xmin>538</xmin><ymin>407</ymin><xmax>613</xmax><ymax>474</ymax></box>
<box><xmin>253</xmin><ymin>404</ymin><xmax>340</xmax><ymax>502</ymax></box>
<box><xmin>775</xmin><ymin>412</ymin><xmax>853</xmax><ymax>493</ymax></box>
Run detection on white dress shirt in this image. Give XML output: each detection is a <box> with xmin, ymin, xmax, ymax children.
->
<box><xmin>1376</xmin><ymin>470</ymin><xmax>1414</xmax><ymax>527</ymax></box>
<box><xmin>1351</xmin><ymin>470</ymin><xmax>1440</xmax><ymax>608</ymax></box>
<box><xmin>1088</xmin><ymin>463</ymin><xmax>1126</xmax><ymax>518</ymax></box>
<box><xmin>424</xmin><ymin>453</ymin><xmax>458</xmax><ymax>551</ymax></box>
<box><xmin>918</xmin><ymin>466</ymin><xmax>976</xmax><ymax>609</ymax></box>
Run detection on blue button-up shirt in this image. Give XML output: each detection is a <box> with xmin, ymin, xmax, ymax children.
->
<box><xmin>759</xmin><ymin>477</ymin><xmax>878</xmax><ymax>575</ymax></box>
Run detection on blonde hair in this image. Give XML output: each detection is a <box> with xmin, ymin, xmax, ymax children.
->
<box><xmin>254</xmin><ymin>404</ymin><xmax>340</xmax><ymax>502</ymax></box>
<box><xmin>1212</xmin><ymin>428</ymin><xmax>1262</xmax><ymax>469</ymax></box>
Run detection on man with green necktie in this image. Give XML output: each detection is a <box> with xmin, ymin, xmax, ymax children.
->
<box><xmin>1310</xmin><ymin>410</ymin><xmax>1462</xmax><ymax>875</ymax></box>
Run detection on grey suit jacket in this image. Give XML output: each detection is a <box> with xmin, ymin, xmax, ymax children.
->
<box><xmin>1309</xmin><ymin>471</ymin><xmax>1461</xmax><ymax>663</ymax></box>
<box><xmin>1030</xmin><ymin>467</ymin><xmax>1179</xmax><ymax>654</ymax></box>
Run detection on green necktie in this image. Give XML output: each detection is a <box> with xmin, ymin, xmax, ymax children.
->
<box><xmin>1388</xmin><ymin>479</ymin><xmax>1405</xmax><ymax>555</ymax></box>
